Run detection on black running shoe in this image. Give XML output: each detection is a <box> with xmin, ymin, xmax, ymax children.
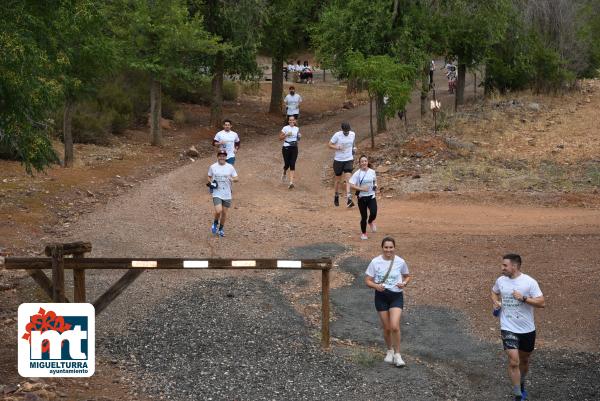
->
<box><xmin>346</xmin><ymin>196</ymin><xmax>355</xmax><ymax>208</ymax></box>
<box><xmin>334</xmin><ymin>194</ymin><xmax>339</xmax><ymax>207</ymax></box>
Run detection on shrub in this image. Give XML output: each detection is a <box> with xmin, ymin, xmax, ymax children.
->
<box><xmin>164</xmin><ymin>78</ymin><xmax>238</xmax><ymax>104</ymax></box>
<box><xmin>161</xmin><ymin>94</ymin><xmax>177</xmax><ymax>120</ymax></box>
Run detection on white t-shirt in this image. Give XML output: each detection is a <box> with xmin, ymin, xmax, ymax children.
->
<box><xmin>365</xmin><ymin>255</ymin><xmax>409</xmax><ymax>293</ymax></box>
<box><xmin>281</xmin><ymin>125</ymin><xmax>300</xmax><ymax>147</ymax></box>
<box><xmin>349</xmin><ymin>168</ymin><xmax>377</xmax><ymax>198</ymax></box>
<box><xmin>213</xmin><ymin>130</ymin><xmax>240</xmax><ymax>159</ymax></box>
<box><xmin>284</xmin><ymin>93</ymin><xmax>302</xmax><ymax>115</ymax></box>
<box><xmin>207</xmin><ymin>162</ymin><xmax>238</xmax><ymax>200</ymax></box>
<box><xmin>492</xmin><ymin>273</ymin><xmax>543</xmax><ymax>333</ymax></box>
<box><xmin>330</xmin><ymin>131</ymin><xmax>356</xmax><ymax>162</ymax></box>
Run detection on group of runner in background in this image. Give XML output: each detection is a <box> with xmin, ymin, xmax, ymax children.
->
<box><xmin>205</xmin><ymin>81</ymin><xmax>545</xmax><ymax>401</ymax></box>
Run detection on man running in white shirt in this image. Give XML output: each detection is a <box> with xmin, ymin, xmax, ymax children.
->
<box><xmin>491</xmin><ymin>254</ymin><xmax>545</xmax><ymax>401</ymax></box>
<box><xmin>284</xmin><ymin>86</ymin><xmax>302</xmax><ymax>124</ymax></box>
<box><xmin>207</xmin><ymin>150</ymin><xmax>239</xmax><ymax>237</ymax></box>
<box><xmin>213</xmin><ymin>119</ymin><xmax>240</xmax><ymax>165</ymax></box>
<box><xmin>328</xmin><ymin>122</ymin><xmax>356</xmax><ymax>207</ymax></box>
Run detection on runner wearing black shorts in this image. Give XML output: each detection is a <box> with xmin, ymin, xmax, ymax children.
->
<box><xmin>365</xmin><ymin>237</ymin><xmax>411</xmax><ymax>368</ymax></box>
<box><xmin>492</xmin><ymin>254</ymin><xmax>545</xmax><ymax>401</ymax></box>
<box><xmin>328</xmin><ymin>122</ymin><xmax>356</xmax><ymax>207</ymax></box>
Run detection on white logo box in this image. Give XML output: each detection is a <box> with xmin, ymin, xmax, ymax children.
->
<box><xmin>18</xmin><ymin>303</ymin><xmax>95</xmax><ymax>377</ymax></box>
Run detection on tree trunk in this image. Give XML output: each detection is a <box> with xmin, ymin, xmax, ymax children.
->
<box><xmin>150</xmin><ymin>78</ymin><xmax>162</xmax><ymax>146</ymax></box>
<box><xmin>375</xmin><ymin>93</ymin><xmax>386</xmax><ymax>133</ymax></box>
<box><xmin>210</xmin><ymin>51</ymin><xmax>225</xmax><ymax>128</ymax></box>
<box><xmin>346</xmin><ymin>77</ymin><xmax>358</xmax><ymax>95</ymax></box>
<box><xmin>63</xmin><ymin>99</ymin><xmax>74</xmax><ymax>167</ymax></box>
<box><xmin>473</xmin><ymin>72</ymin><xmax>477</xmax><ymax>97</ymax></box>
<box><xmin>269</xmin><ymin>53</ymin><xmax>284</xmax><ymax>114</ymax></box>
<box><xmin>369</xmin><ymin>96</ymin><xmax>374</xmax><ymax>149</ymax></box>
<box><xmin>456</xmin><ymin>62</ymin><xmax>466</xmax><ymax>106</ymax></box>
<box><xmin>420</xmin><ymin>66</ymin><xmax>429</xmax><ymax>118</ymax></box>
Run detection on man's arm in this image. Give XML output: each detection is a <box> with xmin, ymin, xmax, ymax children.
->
<box><xmin>513</xmin><ymin>290</ymin><xmax>545</xmax><ymax>308</ymax></box>
<box><xmin>328</xmin><ymin>140</ymin><xmax>341</xmax><ymax>150</ymax></box>
<box><xmin>491</xmin><ymin>290</ymin><xmax>501</xmax><ymax>309</ymax></box>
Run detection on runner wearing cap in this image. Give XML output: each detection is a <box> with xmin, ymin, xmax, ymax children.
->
<box><xmin>207</xmin><ymin>150</ymin><xmax>238</xmax><ymax>237</ymax></box>
<box><xmin>328</xmin><ymin>122</ymin><xmax>356</xmax><ymax>207</ymax></box>
<box><xmin>213</xmin><ymin>119</ymin><xmax>240</xmax><ymax>165</ymax></box>
<box><xmin>279</xmin><ymin>115</ymin><xmax>301</xmax><ymax>189</ymax></box>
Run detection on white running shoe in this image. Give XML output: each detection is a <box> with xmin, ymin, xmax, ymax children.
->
<box><xmin>281</xmin><ymin>172</ymin><xmax>287</xmax><ymax>182</ymax></box>
<box><xmin>360</xmin><ymin>233</ymin><xmax>368</xmax><ymax>240</ymax></box>
<box><xmin>369</xmin><ymin>222</ymin><xmax>377</xmax><ymax>233</ymax></box>
<box><xmin>393</xmin><ymin>353</ymin><xmax>406</xmax><ymax>367</ymax></box>
<box><xmin>384</xmin><ymin>349</ymin><xmax>394</xmax><ymax>364</ymax></box>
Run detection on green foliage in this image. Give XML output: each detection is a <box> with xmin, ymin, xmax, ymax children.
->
<box><xmin>531</xmin><ymin>42</ymin><xmax>576</xmax><ymax>93</ymax></box>
<box><xmin>0</xmin><ymin>1</ymin><xmax>63</xmax><ymax>172</ymax></box>
<box><xmin>484</xmin><ymin>5</ymin><xmax>576</xmax><ymax>93</ymax></box>
<box><xmin>347</xmin><ymin>52</ymin><xmax>415</xmax><ymax>117</ymax></box>
<box><xmin>443</xmin><ymin>0</ymin><xmax>511</xmax><ymax>69</ymax></box>
<box><xmin>577</xmin><ymin>1</ymin><xmax>600</xmax><ymax>77</ymax></box>
<box><xmin>164</xmin><ymin>79</ymin><xmax>238</xmax><ymax>104</ymax></box>
<box><xmin>196</xmin><ymin>0</ymin><xmax>264</xmax><ymax>78</ymax></box>
<box><xmin>311</xmin><ymin>0</ymin><xmax>393</xmax><ymax>79</ymax></box>
<box><xmin>114</xmin><ymin>0</ymin><xmax>220</xmax><ymax>83</ymax></box>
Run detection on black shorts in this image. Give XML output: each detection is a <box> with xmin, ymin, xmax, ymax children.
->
<box><xmin>374</xmin><ymin>289</ymin><xmax>404</xmax><ymax>312</ymax></box>
<box><xmin>501</xmin><ymin>330</ymin><xmax>536</xmax><ymax>353</ymax></box>
<box><xmin>333</xmin><ymin>160</ymin><xmax>353</xmax><ymax>176</ymax></box>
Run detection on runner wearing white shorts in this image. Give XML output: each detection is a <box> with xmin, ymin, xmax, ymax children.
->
<box><xmin>207</xmin><ymin>150</ymin><xmax>238</xmax><ymax>237</ymax></box>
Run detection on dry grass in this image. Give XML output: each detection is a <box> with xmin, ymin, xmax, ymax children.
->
<box><xmin>425</xmin><ymin>80</ymin><xmax>600</xmax><ymax>192</ymax></box>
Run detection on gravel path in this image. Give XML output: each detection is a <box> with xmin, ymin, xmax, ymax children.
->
<box><xmin>99</xmin><ymin>278</ymin><xmax>408</xmax><ymax>401</ymax></box>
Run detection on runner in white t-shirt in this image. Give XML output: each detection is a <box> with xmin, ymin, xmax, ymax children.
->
<box><xmin>284</xmin><ymin>86</ymin><xmax>302</xmax><ymax>124</ymax></box>
<box><xmin>349</xmin><ymin>155</ymin><xmax>378</xmax><ymax>240</ymax></box>
<box><xmin>365</xmin><ymin>237</ymin><xmax>411</xmax><ymax>368</ymax></box>
<box><xmin>491</xmin><ymin>254</ymin><xmax>545</xmax><ymax>401</ymax></box>
<box><xmin>328</xmin><ymin>122</ymin><xmax>356</xmax><ymax>208</ymax></box>
<box><xmin>279</xmin><ymin>115</ymin><xmax>301</xmax><ymax>189</ymax></box>
<box><xmin>207</xmin><ymin>150</ymin><xmax>239</xmax><ymax>237</ymax></box>
<box><xmin>213</xmin><ymin>119</ymin><xmax>240</xmax><ymax>165</ymax></box>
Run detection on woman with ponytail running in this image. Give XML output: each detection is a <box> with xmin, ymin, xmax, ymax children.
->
<box><xmin>349</xmin><ymin>154</ymin><xmax>378</xmax><ymax>240</ymax></box>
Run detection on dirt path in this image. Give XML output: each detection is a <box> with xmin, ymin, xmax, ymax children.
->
<box><xmin>38</xmin><ymin>84</ymin><xmax>598</xmax><ymax>398</ymax></box>
<box><xmin>2</xmin><ymin>73</ymin><xmax>599</xmax><ymax>400</ymax></box>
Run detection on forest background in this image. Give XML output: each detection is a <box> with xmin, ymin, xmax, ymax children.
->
<box><xmin>1</xmin><ymin>0</ymin><xmax>599</xmax><ymax>173</ymax></box>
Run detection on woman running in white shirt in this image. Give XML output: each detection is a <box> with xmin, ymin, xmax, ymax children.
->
<box><xmin>279</xmin><ymin>115</ymin><xmax>301</xmax><ymax>189</ymax></box>
<box><xmin>349</xmin><ymin>155</ymin><xmax>378</xmax><ymax>240</ymax></box>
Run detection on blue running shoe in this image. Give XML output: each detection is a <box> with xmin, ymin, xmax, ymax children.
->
<box><xmin>521</xmin><ymin>389</ymin><xmax>527</xmax><ymax>400</ymax></box>
<box><xmin>218</xmin><ymin>229</ymin><xmax>225</xmax><ymax>237</ymax></box>
<box><xmin>211</xmin><ymin>222</ymin><xmax>218</xmax><ymax>235</ymax></box>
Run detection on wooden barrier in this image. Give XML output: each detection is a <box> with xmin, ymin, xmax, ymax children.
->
<box><xmin>2</xmin><ymin>242</ymin><xmax>332</xmax><ymax>348</ymax></box>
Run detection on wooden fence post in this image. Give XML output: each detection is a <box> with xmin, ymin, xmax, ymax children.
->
<box><xmin>50</xmin><ymin>245</ymin><xmax>65</xmax><ymax>303</ymax></box>
<box><xmin>321</xmin><ymin>268</ymin><xmax>330</xmax><ymax>349</ymax></box>
<box><xmin>73</xmin><ymin>251</ymin><xmax>86</xmax><ymax>303</ymax></box>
